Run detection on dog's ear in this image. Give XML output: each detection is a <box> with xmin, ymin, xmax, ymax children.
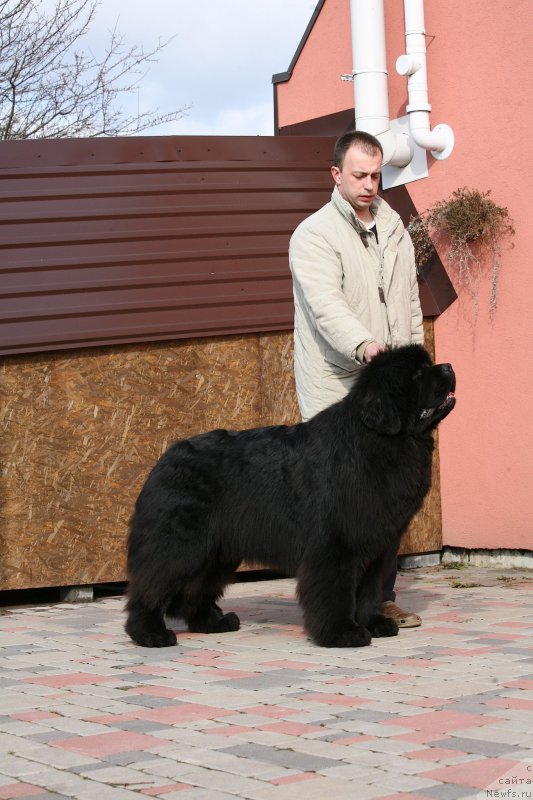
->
<box><xmin>360</xmin><ymin>391</ymin><xmax>402</xmax><ymax>435</ymax></box>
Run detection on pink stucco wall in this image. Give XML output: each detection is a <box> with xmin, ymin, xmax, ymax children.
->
<box><xmin>277</xmin><ymin>0</ymin><xmax>533</xmax><ymax>550</ymax></box>
<box><xmin>276</xmin><ymin>0</ymin><xmax>354</xmax><ymax>125</ymax></box>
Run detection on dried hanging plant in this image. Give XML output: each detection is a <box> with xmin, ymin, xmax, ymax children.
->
<box><xmin>408</xmin><ymin>188</ymin><xmax>515</xmax><ymax>320</ymax></box>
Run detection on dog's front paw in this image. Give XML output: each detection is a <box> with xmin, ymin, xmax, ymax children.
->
<box><xmin>127</xmin><ymin>626</ymin><xmax>178</xmax><ymax>648</ymax></box>
<box><xmin>367</xmin><ymin>614</ymin><xmax>399</xmax><ymax>638</ymax></box>
<box><xmin>188</xmin><ymin>610</ymin><xmax>241</xmax><ymax>634</ymax></box>
<box><xmin>220</xmin><ymin>611</ymin><xmax>241</xmax><ymax>631</ymax></box>
<box><xmin>209</xmin><ymin>611</ymin><xmax>240</xmax><ymax>633</ymax></box>
<box><xmin>316</xmin><ymin>624</ymin><xmax>372</xmax><ymax>648</ymax></box>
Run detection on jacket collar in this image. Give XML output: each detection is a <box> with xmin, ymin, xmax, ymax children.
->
<box><xmin>331</xmin><ymin>185</ymin><xmax>403</xmax><ymax>237</ymax></box>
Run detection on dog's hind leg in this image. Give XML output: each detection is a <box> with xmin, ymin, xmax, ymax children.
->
<box><xmin>355</xmin><ymin>556</ymin><xmax>398</xmax><ymax>638</ymax></box>
<box><xmin>297</xmin><ymin>545</ymin><xmax>372</xmax><ymax>648</ymax></box>
<box><xmin>181</xmin><ymin>563</ymin><xmax>241</xmax><ymax>634</ymax></box>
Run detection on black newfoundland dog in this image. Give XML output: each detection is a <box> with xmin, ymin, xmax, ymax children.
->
<box><xmin>125</xmin><ymin>344</ymin><xmax>455</xmax><ymax>649</ymax></box>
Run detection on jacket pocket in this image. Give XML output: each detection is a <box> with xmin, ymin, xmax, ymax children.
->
<box><xmin>324</xmin><ymin>348</ymin><xmax>359</xmax><ymax>374</ymax></box>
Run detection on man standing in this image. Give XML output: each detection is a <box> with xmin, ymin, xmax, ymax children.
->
<box><xmin>289</xmin><ymin>130</ymin><xmax>423</xmax><ymax>627</ymax></box>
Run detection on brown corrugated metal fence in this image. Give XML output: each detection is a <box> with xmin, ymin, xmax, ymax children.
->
<box><xmin>0</xmin><ymin>136</ymin><xmax>335</xmax><ymax>356</ymax></box>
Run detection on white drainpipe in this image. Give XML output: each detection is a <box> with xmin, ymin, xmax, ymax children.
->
<box><xmin>396</xmin><ymin>0</ymin><xmax>454</xmax><ymax>159</ymax></box>
<box><xmin>350</xmin><ymin>0</ymin><xmax>453</xmax><ymax>166</ymax></box>
<box><xmin>350</xmin><ymin>0</ymin><xmax>412</xmax><ymax>167</ymax></box>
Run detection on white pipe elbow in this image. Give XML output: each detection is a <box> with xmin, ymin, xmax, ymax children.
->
<box><xmin>407</xmin><ymin>112</ymin><xmax>455</xmax><ymax>160</ymax></box>
<box><xmin>376</xmin><ymin>127</ymin><xmax>413</xmax><ymax>168</ymax></box>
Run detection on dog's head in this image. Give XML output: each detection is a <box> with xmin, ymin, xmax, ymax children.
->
<box><xmin>357</xmin><ymin>345</ymin><xmax>456</xmax><ymax>435</ymax></box>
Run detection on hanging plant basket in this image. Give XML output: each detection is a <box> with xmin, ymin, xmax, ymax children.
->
<box><xmin>408</xmin><ymin>188</ymin><xmax>515</xmax><ymax>320</ymax></box>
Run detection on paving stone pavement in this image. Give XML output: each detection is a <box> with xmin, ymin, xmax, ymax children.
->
<box><xmin>0</xmin><ymin>565</ymin><xmax>532</xmax><ymax>800</ymax></box>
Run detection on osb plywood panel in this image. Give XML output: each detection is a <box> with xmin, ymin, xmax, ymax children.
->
<box><xmin>399</xmin><ymin>431</ymin><xmax>442</xmax><ymax>556</ymax></box>
<box><xmin>259</xmin><ymin>332</ymin><xmax>300</xmax><ymax>427</ymax></box>
<box><xmin>0</xmin><ymin>324</ymin><xmax>442</xmax><ymax>590</ymax></box>
<box><xmin>0</xmin><ymin>335</ymin><xmax>261</xmax><ymax>590</ymax></box>
<box><xmin>400</xmin><ymin>318</ymin><xmax>442</xmax><ymax>555</ymax></box>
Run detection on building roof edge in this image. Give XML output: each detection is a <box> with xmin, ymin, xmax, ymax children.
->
<box><xmin>271</xmin><ymin>0</ymin><xmax>326</xmax><ymax>85</ymax></box>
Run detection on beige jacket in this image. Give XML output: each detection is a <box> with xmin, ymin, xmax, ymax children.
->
<box><xmin>289</xmin><ymin>186</ymin><xmax>424</xmax><ymax>420</ymax></box>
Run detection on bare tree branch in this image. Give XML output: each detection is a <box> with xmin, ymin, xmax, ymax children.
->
<box><xmin>0</xmin><ymin>0</ymin><xmax>190</xmax><ymax>139</ymax></box>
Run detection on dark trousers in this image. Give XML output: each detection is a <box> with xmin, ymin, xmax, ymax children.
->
<box><xmin>381</xmin><ymin>539</ymin><xmax>400</xmax><ymax>603</ymax></box>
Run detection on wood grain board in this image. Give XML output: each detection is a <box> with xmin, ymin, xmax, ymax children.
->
<box><xmin>0</xmin><ymin>323</ymin><xmax>440</xmax><ymax>590</ymax></box>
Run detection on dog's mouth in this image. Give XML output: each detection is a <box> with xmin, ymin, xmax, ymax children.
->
<box><xmin>419</xmin><ymin>391</ymin><xmax>456</xmax><ymax>420</ymax></box>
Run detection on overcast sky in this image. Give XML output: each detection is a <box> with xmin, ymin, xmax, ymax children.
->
<box><xmin>84</xmin><ymin>0</ymin><xmax>318</xmax><ymax>136</ymax></box>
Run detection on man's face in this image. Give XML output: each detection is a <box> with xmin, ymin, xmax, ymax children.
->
<box><xmin>331</xmin><ymin>144</ymin><xmax>382</xmax><ymax>216</ymax></box>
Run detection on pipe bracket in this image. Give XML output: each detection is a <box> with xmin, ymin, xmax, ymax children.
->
<box><xmin>406</xmin><ymin>102</ymin><xmax>432</xmax><ymax>113</ymax></box>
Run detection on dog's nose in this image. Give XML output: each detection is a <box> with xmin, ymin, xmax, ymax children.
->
<box><xmin>440</xmin><ymin>363</ymin><xmax>453</xmax><ymax>373</ymax></box>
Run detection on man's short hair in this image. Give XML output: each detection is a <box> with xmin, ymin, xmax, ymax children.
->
<box><xmin>333</xmin><ymin>131</ymin><xmax>383</xmax><ymax>169</ymax></box>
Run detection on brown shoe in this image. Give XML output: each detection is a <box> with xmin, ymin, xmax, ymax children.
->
<box><xmin>381</xmin><ymin>601</ymin><xmax>422</xmax><ymax>628</ymax></box>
